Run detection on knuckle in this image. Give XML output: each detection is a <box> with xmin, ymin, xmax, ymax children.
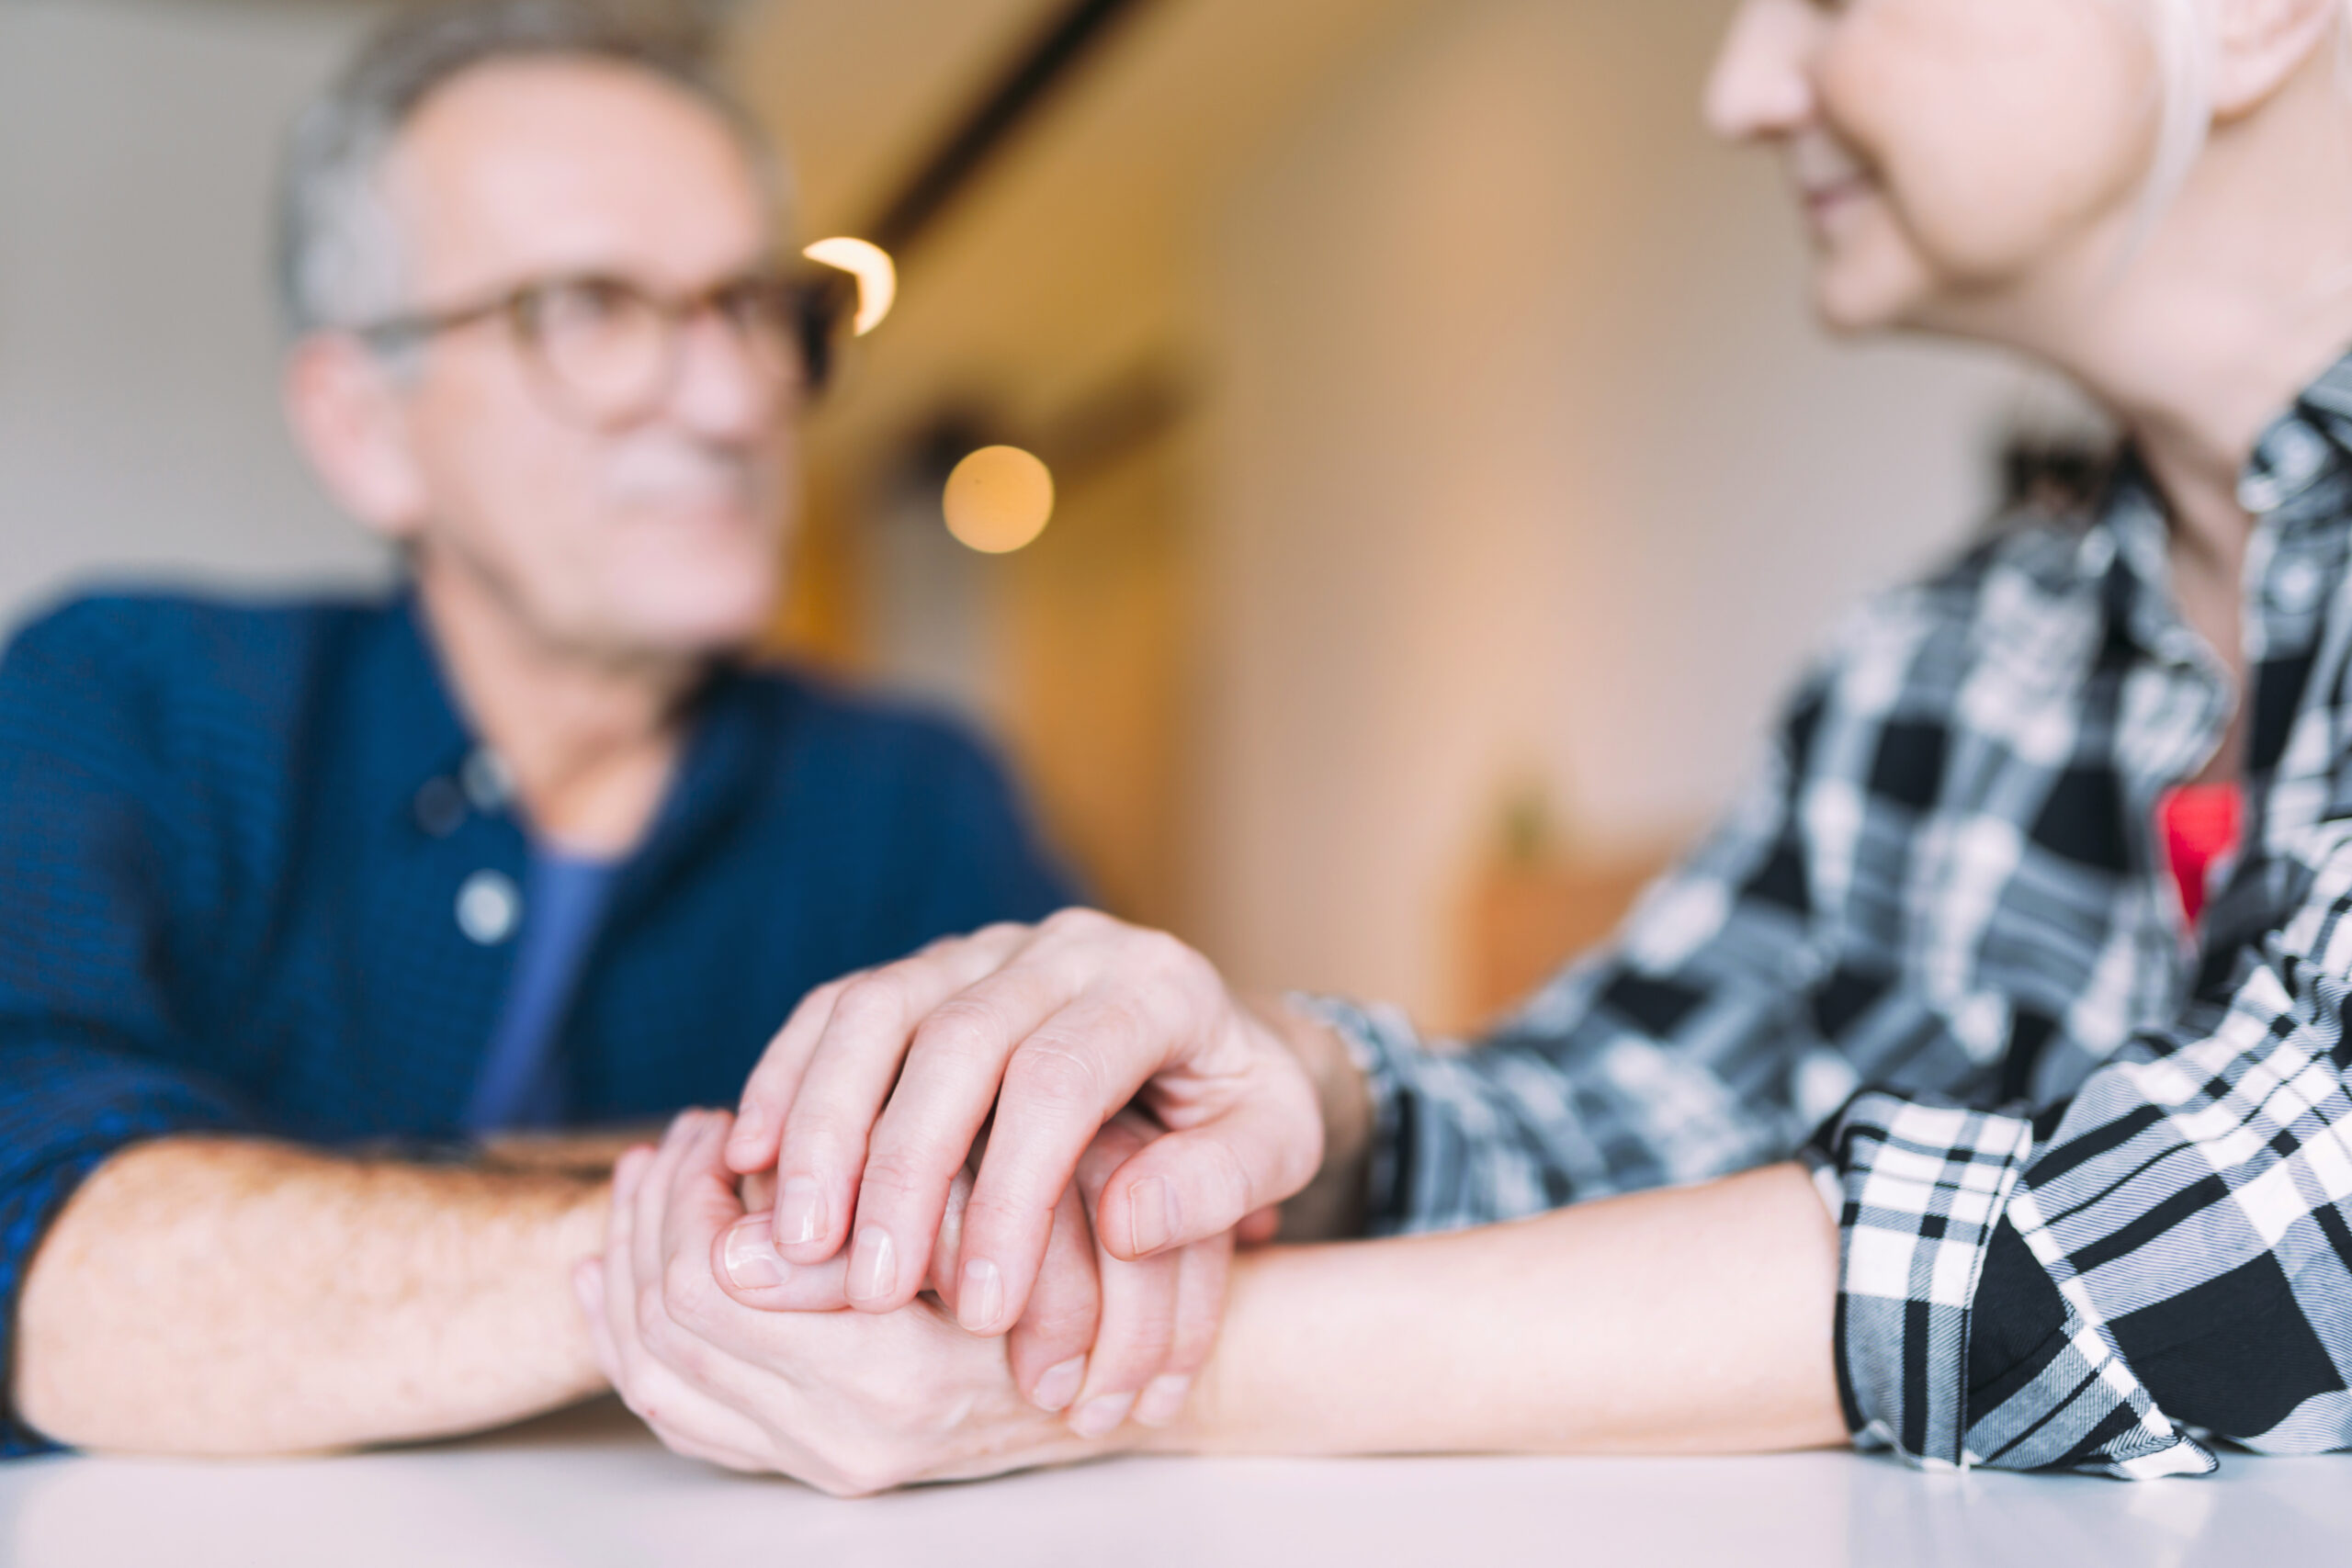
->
<box><xmin>959</xmin><ymin>1185</ymin><xmax>1037</xmax><ymax>1232</ymax></box>
<box><xmin>797</xmin><ymin>971</ymin><xmax>857</xmax><ymax>1016</ymax></box>
<box><xmin>1130</xmin><ymin>925</ymin><xmax>1203</xmax><ymax>980</ymax></box>
<box><xmin>831</xmin><ymin>973</ymin><xmax>909</xmax><ymax>1032</ymax></box>
<box><xmin>856</xmin><ymin>1156</ymin><xmax>927</xmax><ymax>1207</ymax></box>
<box><xmin>785</xmin><ymin>1107</ymin><xmax>865</xmax><ymax>1165</ymax></box>
<box><xmin>1002</xmin><ymin>1040</ymin><xmax>1104</xmax><ymax>1114</ymax></box>
<box><xmin>1018</xmin><ymin>1294</ymin><xmax>1098</xmax><ymax>1344</ymax></box>
<box><xmin>910</xmin><ymin>996</ymin><xmax>1009</xmax><ymax>1062</ymax></box>
<box><xmin>1040</xmin><ymin>906</ymin><xmax>1106</xmax><ymax>940</ymax></box>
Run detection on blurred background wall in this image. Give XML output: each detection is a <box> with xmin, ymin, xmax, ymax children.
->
<box><xmin>0</xmin><ymin>0</ymin><xmax>2079</xmax><ymax>1029</ymax></box>
<box><xmin>0</xmin><ymin>0</ymin><xmax>393</xmax><ymax>615</ymax></box>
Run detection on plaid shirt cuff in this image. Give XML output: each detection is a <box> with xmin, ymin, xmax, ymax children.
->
<box><xmin>1808</xmin><ymin>1090</ymin><xmax>2217</xmax><ymax>1478</ymax></box>
<box><xmin>1809</xmin><ymin>1092</ymin><xmax>2035</xmax><ymax>1468</ymax></box>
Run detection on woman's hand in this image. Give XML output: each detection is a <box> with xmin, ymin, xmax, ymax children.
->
<box><xmin>574</xmin><ymin>1110</ymin><xmax>1133</xmax><ymax>1493</ymax></box>
<box><xmin>721</xmin><ymin>910</ymin><xmax>1330</xmax><ymax>1341</ymax></box>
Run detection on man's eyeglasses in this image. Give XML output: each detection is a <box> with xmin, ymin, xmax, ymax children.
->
<box><xmin>352</xmin><ymin>271</ymin><xmax>837</xmax><ymax>428</ymax></box>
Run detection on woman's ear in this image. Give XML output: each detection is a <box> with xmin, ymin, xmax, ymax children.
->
<box><xmin>282</xmin><ymin>333</ymin><xmax>430</xmax><ymax>541</ymax></box>
<box><xmin>2211</xmin><ymin>0</ymin><xmax>2344</xmax><ymax>120</ymax></box>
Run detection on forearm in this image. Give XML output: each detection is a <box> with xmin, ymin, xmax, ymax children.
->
<box><xmin>13</xmin><ymin>1135</ymin><xmax>609</xmax><ymax>1455</ymax></box>
<box><xmin>1159</xmin><ymin>1161</ymin><xmax>1845</xmax><ymax>1457</ymax></box>
<box><xmin>480</xmin><ymin>1122</ymin><xmax>667</xmax><ymax>1177</ymax></box>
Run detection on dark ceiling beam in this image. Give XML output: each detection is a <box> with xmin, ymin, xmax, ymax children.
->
<box><xmin>865</xmin><ymin>0</ymin><xmax>1161</xmax><ymax>257</ymax></box>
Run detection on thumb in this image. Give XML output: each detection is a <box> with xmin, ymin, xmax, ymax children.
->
<box><xmin>713</xmin><ymin>1212</ymin><xmax>856</xmax><ymax>1311</ymax></box>
<box><xmin>1092</xmin><ymin>1095</ymin><xmax>1324</xmax><ymax>1260</ymax></box>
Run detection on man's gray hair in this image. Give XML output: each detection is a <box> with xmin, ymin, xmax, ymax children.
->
<box><xmin>277</xmin><ymin>0</ymin><xmax>776</xmax><ymax>334</ymax></box>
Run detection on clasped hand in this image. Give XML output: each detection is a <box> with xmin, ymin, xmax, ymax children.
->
<box><xmin>576</xmin><ymin>910</ymin><xmax>1329</xmax><ymax>1493</ymax></box>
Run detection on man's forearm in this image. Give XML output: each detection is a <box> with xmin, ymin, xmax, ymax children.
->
<box><xmin>13</xmin><ymin>1135</ymin><xmax>609</xmax><ymax>1455</ymax></box>
<box><xmin>1159</xmin><ymin>1161</ymin><xmax>1846</xmax><ymax>1457</ymax></box>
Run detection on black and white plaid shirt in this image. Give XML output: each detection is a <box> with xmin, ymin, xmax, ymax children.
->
<box><xmin>1315</xmin><ymin>352</ymin><xmax>2352</xmax><ymax>1479</ymax></box>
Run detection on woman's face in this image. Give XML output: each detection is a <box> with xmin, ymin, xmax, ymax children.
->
<box><xmin>1706</xmin><ymin>0</ymin><xmax>2163</xmax><ymax>335</ymax></box>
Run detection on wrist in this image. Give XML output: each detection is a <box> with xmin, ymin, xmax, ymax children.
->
<box><xmin>1247</xmin><ymin>996</ymin><xmax>1373</xmax><ymax>1238</ymax></box>
<box><xmin>526</xmin><ymin>1175</ymin><xmax>614</xmax><ymax>1399</ymax></box>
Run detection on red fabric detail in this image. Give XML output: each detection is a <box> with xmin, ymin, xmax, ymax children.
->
<box><xmin>2158</xmin><ymin>783</ymin><xmax>2244</xmax><ymax>930</ymax></box>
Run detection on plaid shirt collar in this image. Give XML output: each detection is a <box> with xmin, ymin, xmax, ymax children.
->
<box><xmin>2086</xmin><ymin>352</ymin><xmax>2352</xmax><ymax>667</ymax></box>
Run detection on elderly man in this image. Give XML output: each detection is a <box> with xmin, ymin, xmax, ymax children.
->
<box><xmin>0</xmin><ymin>3</ymin><xmax>1111</xmax><ymax>1457</ymax></box>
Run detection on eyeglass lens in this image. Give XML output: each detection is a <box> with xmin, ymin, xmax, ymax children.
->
<box><xmin>516</xmin><ymin>276</ymin><xmax>807</xmax><ymax>426</ymax></box>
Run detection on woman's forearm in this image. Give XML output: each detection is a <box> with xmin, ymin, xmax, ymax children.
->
<box><xmin>1159</xmin><ymin>1161</ymin><xmax>1846</xmax><ymax>1457</ymax></box>
<box><xmin>14</xmin><ymin>1136</ymin><xmax>610</xmax><ymax>1455</ymax></box>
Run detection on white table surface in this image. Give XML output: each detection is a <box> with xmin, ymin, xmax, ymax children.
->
<box><xmin>3</xmin><ymin>1398</ymin><xmax>2345</xmax><ymax>1568</ymax></box>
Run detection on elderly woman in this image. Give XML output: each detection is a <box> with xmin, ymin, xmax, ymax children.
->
<box><xmin>583</xmin><ymin>0</ymin><xmax>2352</xmax><ymax>1492</ymax></box>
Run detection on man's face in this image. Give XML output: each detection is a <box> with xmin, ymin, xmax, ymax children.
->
<box><xmin>371</xmin><ymin>59</ymin><xmax>797</xmax><ymax>661</ymax></box>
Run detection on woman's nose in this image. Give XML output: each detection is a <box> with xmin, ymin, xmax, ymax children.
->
<box><xmin>1704</xmin><ymin>0</ymin><xmax>1823</xmax><ymax>143</ymax></box>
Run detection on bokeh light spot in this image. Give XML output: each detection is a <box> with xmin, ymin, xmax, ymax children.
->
<box><xmin>944</xmin><ymin>446</ymin><xmax>1055</xmax><ymax>554</ymax></box>
<box><xmin>801</xmin><ymin>237</ymin><xmax>897</xmax><ymax>335</ymax></box>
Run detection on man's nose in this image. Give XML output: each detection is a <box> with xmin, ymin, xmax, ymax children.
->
<box><xmin>1703</xmin><ymin>0</ymin><xmax>1823</xmax><ymax>144</ymax></box>
<box><xmin>664</xmin><ymin>307</ymin><xmax>786</xmax><ymax>441</ymax></box>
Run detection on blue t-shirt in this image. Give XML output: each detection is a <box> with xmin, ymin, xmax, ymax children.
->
<box><xmin>463</xmin><ymin>849</ymin><xmax>622</xmax><ymax>1132</ymax></box>
<box><xmin>0</xmin><ymin>592</ymin><xmax>1079</xmax><ymax>1453</ymax></box>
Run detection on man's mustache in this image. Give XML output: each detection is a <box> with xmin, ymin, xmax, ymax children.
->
<box><xmin>605</xmin><ymin>443</ymin><xmax>774</xmax><ymax>507</ymax></box>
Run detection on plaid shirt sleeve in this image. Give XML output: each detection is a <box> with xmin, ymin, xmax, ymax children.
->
<box><xmin>1323</xmin><ymin>784</ymin><xmax>2352</xmax><ymax>1478</ymax></box>
<box><xmin>1815</xmin><ymin>817</ymin><xmax>2352</xmax><ymax>1478</ymax></box>
<box><xmin>1306</xmin><ymin>537</ymin><xmax>2352</xmax><ymax>1475</ymax></box>
<box><xmin>0</xmin><ymin>610</ymin><xmax>254</xmax><ymax>1456</ymax></box>
<box><xmin>1304</xmin><ymin>660</ymin><xmax>1859</xmax><ymax>1235</ymax></box>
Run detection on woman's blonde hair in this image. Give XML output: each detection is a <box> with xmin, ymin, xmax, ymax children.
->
<box><xmin>2139</xmin><ymin>0</ymin><xmax>2218</xmax><ymax>231</ymax></box>
<box><xmin>2137</xmin><ymin>0</ymin><xmax>2352</xmax><ymax>232</ymax></box>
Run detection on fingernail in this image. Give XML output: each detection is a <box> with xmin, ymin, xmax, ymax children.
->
<box><xmin>775</xmin><ymin>1178</ymin><xmax>825</xmax><ymax>1248</ymax></box>
<box><xmin>1069</xmin><ymin>1392</ymin><xmax>1136</xmax><ymax>1439</ymax></box>
<box><xmin>847</xmin><ymin>1226</ymin><xmax>896</xmax><ymax>1304</ymax></box>
<box><xmin>1032</xmin><ymin>1356</ymin><xmax>1087</xmax><ymax>1413</ymax></box>
<box><xmin>722</xmin><ymin>1217</ymin><xmax>789</xmax><ymax>1289</ymax></box>
<box><xmin>1133</xmin><ymin>1374</ymin><xmax>1193</xmax><ymax>1427</ymax></box>
<box><xmin>1128</xmin><ymin>1177</ymin><xmax>1175</xmax><ymax>1255</ymax></box>
<box><xmin>957</xmin><ymin>1258</ymin><xmax>1003</xmax><ymax>1333</ymax></box>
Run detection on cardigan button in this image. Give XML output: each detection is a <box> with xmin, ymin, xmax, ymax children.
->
<box><xmin>413</xmin><ymin>776</ymin><xmax>467</xmax><ymax>838</ymax></box>
<box><xmin>456</xmin><ymin>870</ymin><xmax>522</xmax><ymax>946</ymax></box>
<box><xmin>461</xmin><ymin>749</ymin><xmax>516</xmax><ymax>814</ymax></box>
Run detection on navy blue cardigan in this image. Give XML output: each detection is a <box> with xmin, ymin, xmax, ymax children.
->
<box><xmin>0</xmin><ymin>592</ymin><xmax>1075</xmax><ymax>1452</ymax></box>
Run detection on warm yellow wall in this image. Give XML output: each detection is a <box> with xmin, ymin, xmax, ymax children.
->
<box><xmin>1191</xmin><ymin>0</ymin><xmax>2045</xmax><ymax>1021</ymax></box>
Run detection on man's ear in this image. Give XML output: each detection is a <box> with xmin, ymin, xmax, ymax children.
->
<box><xmin>283</xmin><ymin>333</ymin><xmax>430</xmax><ymax>540</ymax></box>
<box><xmin>2211</xmin><ymin>0</ymin><xmax>2343</xmax><ymax>120</ymax></box>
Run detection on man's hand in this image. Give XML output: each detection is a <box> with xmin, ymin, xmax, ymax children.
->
<box><xmin>724</xmin><ymin>1110</ymin><xmax>1234</xmax><ymax>1434</ymax></box>
<box><xmin>720</xmin><ymin>911</ymin><xmax>1329</xmax><ymax>1348</ymax></box>
<box><xmin>574</xmin><ymin>1111</ymin><xmax>1132</xmax><ymax>1493</ymax></box>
